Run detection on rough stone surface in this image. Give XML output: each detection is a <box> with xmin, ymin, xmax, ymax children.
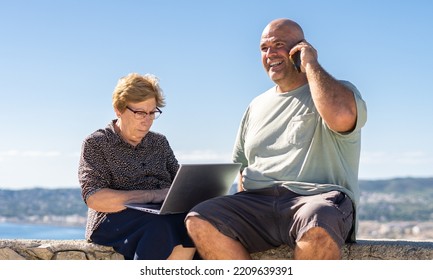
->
<box><xmin>251</xmin><ymin>240</ymin><xmax>433</xmax><ymax>260</ymax></box>
<box><xmin>0</xmin><ymin>239</ymin><xmax>432</xmax><ymax>260</ymax></box>
<box><xmin>0</xmin><ymin>240</ymin><xmax>124</xmax><ymax>260</ymax></box>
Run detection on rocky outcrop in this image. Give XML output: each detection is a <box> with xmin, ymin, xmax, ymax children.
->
<box><xmin>0</xmin><ymin>239</ymin><xmax>123</xmax><ymax>260</ymax></box>
<box><xmin>1</xmin><ymin>239</ymin><xmax>432</xmax><ymax>260</ymax></box>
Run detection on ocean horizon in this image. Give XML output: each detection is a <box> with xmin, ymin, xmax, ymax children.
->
<box><xmin>0</xmin><ymin>222</ymin><xmax>85</xmax><ymax>240</ymax></box>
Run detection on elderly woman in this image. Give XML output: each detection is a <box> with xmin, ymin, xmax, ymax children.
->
<box><xmin>78</xmin><ymin>73</ymin><xmax>195</xmax><ymax>260</ymax></box>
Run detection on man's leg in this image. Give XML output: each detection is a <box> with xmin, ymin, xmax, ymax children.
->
<box><xmin>294</xmin><ymin>227</ymin><xmax>341</xmax><ymax>259</ymax></box>
<box><xmin>289</xmin><ymin>191</ymin><xmax>354</xmax><ymax>260</ymax></box>
<box><xmin>185</xmin><ymin>216</ymin><xmax>251</xmax><ymax>260</ymax></box>
<box><xmin>167</xmin><ymin>245</ymin><xmax>196</xmax><ymax>260</ymax></box>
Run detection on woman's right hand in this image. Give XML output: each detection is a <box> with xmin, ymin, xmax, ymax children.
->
<box><xmin>87</xmin><ymin>188</ymin><xmax>169</xmax><ymax>213</ymax></box>
<box><xmin>150</xmin><ymin>188</ymin><xmax>169</xmax><ymax>203</ymax></box>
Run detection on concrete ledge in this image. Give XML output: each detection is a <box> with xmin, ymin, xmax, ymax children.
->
<box><xmin>252</xmin><ymin>239</ymin><xmax>433</xmax><ymax>260</ymax></box>
<box><xmin>1</xmin><ymin>239</ymin><xmax>432</xmax><ymax>260</ymax></box>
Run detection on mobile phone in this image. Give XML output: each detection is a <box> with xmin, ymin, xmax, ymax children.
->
<box><xmin>290</xmin><ymin>51</ymin><xmax>301</xmax><ymax>72</ymax></box>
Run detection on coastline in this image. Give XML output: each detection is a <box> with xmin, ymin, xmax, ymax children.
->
<box><xmin>0</xmin><ymin>215</ymin><xmax>86</xmax><ymax>228</ymax></box>
<box><xmin>1</xmin><ymin>217</ymin><xmax>433</xmax><ymax>241</ymax></box>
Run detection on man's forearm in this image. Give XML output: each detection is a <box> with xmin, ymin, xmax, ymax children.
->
<box><xmin>306</xmin><ymin>63</ymin><xmax>357</xmax><ymax>132</ymax></box>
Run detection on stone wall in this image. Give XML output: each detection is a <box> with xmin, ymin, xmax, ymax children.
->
<box><xmin>1</xmin><ymin>239</ymin><xmax>432</xmax><ymax>260</ymax></box>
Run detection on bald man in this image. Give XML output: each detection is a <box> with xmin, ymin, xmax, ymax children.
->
<box><xmin>186</xmin><ymin>18</ymin><xmax>367</xmax><ymax>260</ymax></box>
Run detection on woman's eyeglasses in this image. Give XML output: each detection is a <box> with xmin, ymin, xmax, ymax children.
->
<box><xmin>125</xmin><ymin>106</ymin><xmax>162</xmax><ymax>120</ymax></box>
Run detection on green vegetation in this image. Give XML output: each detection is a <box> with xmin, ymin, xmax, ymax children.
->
<box><xmin>0</xmin><ymin>188</ymin><xmax>87</xmax><ymax>220</ymax></box>
<box><xmin>358</xmin><ymin>177</ymin><xmax>433</xmax><ymax>221</ymax></box>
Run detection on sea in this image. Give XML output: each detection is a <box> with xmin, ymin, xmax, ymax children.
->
<box><xmin>0</xmin><ymin>222</ymin><xmax>85</xmax><ymax>240</ymax></box>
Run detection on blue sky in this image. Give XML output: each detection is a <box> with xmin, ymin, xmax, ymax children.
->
<box><xmin>1</xmin><ymin>0</ymin><xmax>432</xmax><ymax>189</ymax></box>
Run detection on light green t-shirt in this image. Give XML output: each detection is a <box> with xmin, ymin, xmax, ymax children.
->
<box><xmin>232</xmin><ymin>81</ymin><xmax>367</xmax><ymax>240</ymax></box>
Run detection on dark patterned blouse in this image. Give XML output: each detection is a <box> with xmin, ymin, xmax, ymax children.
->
<box><xmin>78</xmin><ymin>120</ymin><xmax>179</xmax><ymax>241</ymax></box>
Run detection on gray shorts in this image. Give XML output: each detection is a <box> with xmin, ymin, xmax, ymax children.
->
<box><xmin>187</xmin><ymin>186</ymin><xmax>354</xmax><ymax>253</ymax></box>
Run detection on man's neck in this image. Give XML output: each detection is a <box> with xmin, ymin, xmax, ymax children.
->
<box><xmin>276</xmin><ymin>77</ymin><xmax>308</xmax><ymax>93</ymax></box>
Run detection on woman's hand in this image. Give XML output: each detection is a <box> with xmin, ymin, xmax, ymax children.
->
<box><xmin>86</xmin><ymin>187</ymin><xmax>170</xmax><ymax>213</ymax></box>
<box><xmin>150</xmin><ymin>188</ymin><xmax>169</xmax><ymax>203</ymax></box>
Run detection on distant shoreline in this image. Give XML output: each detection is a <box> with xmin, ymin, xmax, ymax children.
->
<box><xmin>0</xmin><ymin>215</ymin><xmax>86</xmax><ymax>228</ymax></box>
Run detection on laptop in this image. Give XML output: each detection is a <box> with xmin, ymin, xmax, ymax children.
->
<box><xmin>124</xmin><ymin>163</ymin><xmax>241</xmax><ymax>215</ymax></box>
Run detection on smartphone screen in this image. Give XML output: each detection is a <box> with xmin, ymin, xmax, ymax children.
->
<box><xmin>290</xmin><ymin>51</ymin><xmax>301</xmax><ymax>72</ymax></box>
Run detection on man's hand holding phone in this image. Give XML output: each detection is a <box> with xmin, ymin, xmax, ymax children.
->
<box><xmin>289</xmin><ymin>40</ymin><xmax>318</xmax><ymax>73</ymax></box>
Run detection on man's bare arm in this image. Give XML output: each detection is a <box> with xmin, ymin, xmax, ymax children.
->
<box><xmin>291</xmin><ymin>41</ymin><xmax>357</xmax><ymax>133</ymax></box>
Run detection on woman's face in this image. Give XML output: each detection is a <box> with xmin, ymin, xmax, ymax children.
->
<box><xmin>115</xmin><ymin>98</ymin><xmax>158</xmax><ymax>146</ymax></box>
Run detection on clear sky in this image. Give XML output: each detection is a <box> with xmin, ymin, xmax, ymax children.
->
<box><xmin>1</xmin><ymin>0</ymin><xmax>432</xmax><ymax>189</ymax></box>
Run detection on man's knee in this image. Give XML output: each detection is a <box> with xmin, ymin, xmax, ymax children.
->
<box><xmin>297</xmin><ymin>226</ymin><xmax>341</xmax><ymax>253</ymax></box>
<box><xmin>185</xmin><ymin>214</ymin><xmax>209</xmax><ymax>238</ymax></box>
<box><xmin>185</xmin><ymin>215</ymin><xmax>197</xmax><ymax>232</ymax></box>
<box><xmin>299</xmin><ymin>226</ymin><xmax>335</xmax><ymax>243</ymax></box>
<box><xmin>295</xmin><ymin>226</ymin><xmax>341</xmax><ymax>259</ymax></box>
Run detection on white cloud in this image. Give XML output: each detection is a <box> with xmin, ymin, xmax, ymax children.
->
<box><xmin>361</xmin><ymin>151</ymin><xmax>433</xmax><ymax>165</ymax></box>
<box><xmin>67</xmin><ymin>152</ymin><xmax>81</xmax><ymax>158</ymax></box>
<box><xmin>395</xmin><ymin>151</ymin><xmax>433</xmax><ymax>165</ymax></box>
<box><xmin>0</xmin><ymin>151</ymin><xmax>80</xmax><ymax>189</ymax></box>
<box><xmin>360</xmin><ymin>150</ymin><xmax>433</xmax><ymax>179</ymax></box>
<box><xmin>0</xmin><ymin>150</ymin><xmax>61</xmax><ymax>159</ymax></box>
<box><xmin>175</xmin><ymin>150</ymin><xmax>232</xmax><ymax>163</ymax></box>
